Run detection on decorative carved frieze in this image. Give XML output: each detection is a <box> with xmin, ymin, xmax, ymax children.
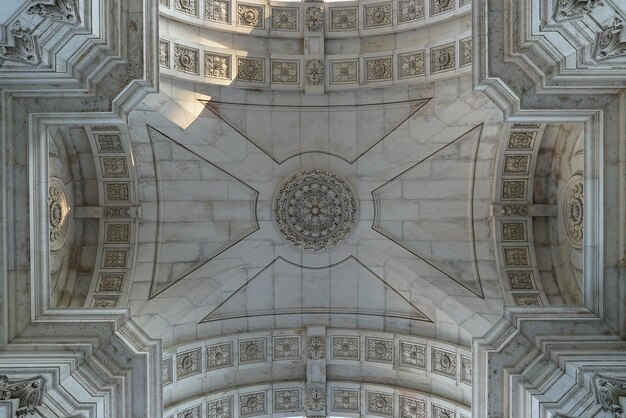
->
<box><xmin>101</xmin><ymin>156</ymin><xmax>129</xmax><ymax>177</ymax></box>
<box><xmin>555</xmin><ymin>0</ymin><xmax>604</xmax><ymax>20</ymax></box>
<box><xmin>330</xmin><ymin>60</ymin><xmax>359</xmax><ymax>84</ymax></box>
<box><xmin>175</xmin><ymin>0</ymin><xmax>198</xmax><ymax>16</ymax></box>
<box><xmin>431</xmin><ymin>0</ymin><xmax>455</xmax><ymax>15</ymax></box>
<box><xmin>398</xmin><ymin>0</ymin><xmax>425</xmax><ymax>23</ymax></box>
<box><xmin>432</xmin><ymin>404</ymin><xmax>456</xmax><ymax>418</ymax></box>
<box><xmin>273</xmin><ymin>388</ymin><xmax>301</xmax><ymax>412</ymax></box>
<box><xmin>205</xmin><ymin>0</ymin><xmax>230</xmax><ymax>23</ymax></box>
<box><xmin>305</xmin><ymin>5</ymin><xmax>324</xmax><ymax>31</ymax></box>
<box><xmin>399</xmin><ymin>396</ymin><xmax>426</xmax><ymax>418</ymax></box>
<box><xmin>501</xmin><ymin>204</ymin><xmax>529</xmax><ymax>216</ymax></box>
<box><xmin>502</xmin><ymin>180</ymin><xmax>527</xmax><ymax>200</ymax></box>
<box><xmin>205</xmin><ymin>52</ymin><xmax>231</xmax><ymax>79</ymax></box>
<box><xmin>507</xmin><ymin>271</ymin><xmax>534</xmax><ymax>289</ymax></box>
<box><xmin>503</xmin><ymin>247</ymin><xmax>530</xmax><ymax>267</ymax></box>
<box><xmin>596</xmin><ymin>17</ymin><xmax>626</xmax><ymax>60</ymax></box>
<box><xmin>332</xmin><ymin>388</ymin><xmax>359</xmax><ymax>412</ymax></box>
<box><xmin>501</xmin><ymin>221</ymin><xmax>527</xmax><ymax>241</ymax></box>
<box><xmin>174</xmin><ymin>45</ymin><xmax>199</xmax><ymax>75</ymax></box>
<box><xmin>237</xmin><ymin>57</ymin><xmax>264</xmax><ymax>82</ymax></box>
<box><xmin>0</xmin><ymin>21</ymin><xmax>39</xmax><ymax>68</ymax></box>
<box><xmin>307</xmin><ymin>335</ymin><xmax>326</xmax><ymax>359</ymax></box>
<box><xmin>93</xmin><ymin>295</ymin><xmax>119</xmax><ymax>307</ymax></box>
<box><xmin>105</xmin><ymin>182</ymin><xmax>130</xmax><ymax>202</ymax></box>
<box><xmin>432</xmin><ymin>348</ymin><xmax>457</xmax><ymax>379</ymax></box>
<box><xmin>594</xmin><ymin>375</ymin><xmax>626</xmax><ymax>416</ymax></box>
<box><xmin>239</xmin><ymin>391</ymin><xmax>266</xmax><ymax>417</ymax></box>
<box><xmin>507</xmin><ymin>132</ymin><xmax>536</xmax><ymax>150</ymax></box>
<box><xmin>365</xmin><ymin>337</ymin><xmax>393</xmax><ymax>363</ymax></box>
<box><xmin>399</xmin><ymin>341</ymin><xmax>426</xmax><ymax>369</ymax></box>
<box><xmin>207</xmin><ymin>396</ymin><xmax>232</xmax><ymax>418</ymax></box>
<box><xmin>104</xmin><ymin>223</ymin><xmax>130</xmax><ymax>243</ymax></box>
<box><xmin>431</xmin><ymin>43</ymin><xmax>456</xmax><ymax>73</ymax></box>
<box><xmin>206</xmin><ymin>342</ymin><xmax>233</xmax><ymax>370</ymax></box>
<box><xmin>27</xmin><ymin>0</ymin><xmax>80</xmax><ymax>25</ymax></box>
<box><xmin>0</xmin><ymin>375</ymin><xmax>46</xmax><ymax>417</ymax></box>
<box><xmin>102</xmin><ymin>248</ymin><xmax>128</xmax><ymax>268</ymax></box>
<box><xmin>512</xmin><ymin>293</ymin><xmax>541</xmax><ymax>305</ymax></box>
<box><xmin>176</xmin><ymin>348</ymin><xmax>201</xmax><ymax>379</ymax></box>
<box><xmin>239</xmin><ymin>338</ymin><xmax>266</xmax><ymax>363</ymax></box>
<box><xmin>329</xmin><ymin>6</ymin><xmax>358</xmax><ymax>31</ymax></box>
<box><xmin>98</xmin><ymin>273</ymin><xmax>125</xmax><ymax>291</ymax></box>
<box><xmin>364</xmin><ymin>2</ymin><xmax>392</xmax><ymax>28</ymax></box>
<box><xmin>365</xmin><ymin>56</ymin><xmax>393</xmax><ymax>81</ymax></box>
<box><xmin>104</xmin><ymin>207</ymin><xmax>131</xmax><ymax>218</ymax></box>
<box><xmin>271</xmin><ymin>7</ymin><xmax>298</xmax><ymax>31</ymax></box>
<box><xmin>398</xmin><ymin>51</ymin><xmax>425</xmax><ymax>78</ymax></box>
<box><xmin>96</xmin><ymin>134</ymin><xmax>124</xmax><ymax>152</ymax></box>
<box><xmin>503</xmin><ymin>155</ymin><xmax>530</xmax><ymax>174</ymax></box>
<box><xmin>305</xmin><ymin>59</ymin><xmax>324</xmax><ymax>85</ymax></box>
<box><xmin>271</xmin><ymin>60</ymin><xmax>299</xmax><ymax>84</ymax></box>
<box><xmin>273</xmin><ymin>336</ymin><xmax>300</xmax><ymax>360</ymax></box>
<box><xmin>331</xmin><ymin>336</ymin><xmax>359</xmax><ymax>359</ymax></box>
<box><xmin>305</xmin><ymin>387</ymin><xmax>326</xmax><ymax>412</ymax></box>
<box><xmin>237</xmin><ymin>3</ymin><xmax>264</xmax><ymax>28</ymax></box>
<box><xmin>177</xmin><ymin>405</ymin><xmax>201</xmax><ymax>418</ymax></box>
<box><xmin>367</xmin><ymin>391</ymin><xmax>393</xmax><ymax>416</ymax></box>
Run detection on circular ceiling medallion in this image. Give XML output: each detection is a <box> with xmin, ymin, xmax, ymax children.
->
<box><xmin>48</xmin><ymin>177</ymin><xmax>70</xmax><ymax>251</ymax></box>
<box><xmin>564</xmin><ymin>174</ymin><xmax>583</xmax><ymax>248</ymax></box>
<box><xmin>273</xmin><ymin>169</ymin><xmax>358</xmax><ymax>251</ymax></box>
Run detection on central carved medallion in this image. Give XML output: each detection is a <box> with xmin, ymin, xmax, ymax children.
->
<box><xmin>273</xmin><ymin>169</ymin><xmax>358</xmax><ymax>251</ymax></box>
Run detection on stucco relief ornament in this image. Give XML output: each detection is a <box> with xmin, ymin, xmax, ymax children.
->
<box><xmin>48</xmin><ymin>177</ymin><xmax>70</xmax><ymax>251</ymax></box>
<box><xmin>555</xmin><ymin>0</ymin><xmax>603</xmax><ymax>20</ymax></box>
<box><xmin>594</xmin><ymin>375</ymin><xmax>626</xmax><ymax>416</ymax></box>
<box><xmin>0</xmin><ymin>375</ymin><xmax>46</xmax><ymax>418</ymax></box>
<box><xmin>273</xmin><ymin>169</ymin><xmax>358</xmax><ymax>251</ymax></box>
<box><xmin>305</xmin><ymin>387</ymin><xmax>326</xmax><ymax>412</ymax></box>
<box><xmin>27</xmin><ymin>0</ymin><xmax>80</xmax><ymax>25</ymax></box>
<box><xmin>564</xmin><ymin>175</ymin><xmax>583</xmax><ymax>248</ymax></box>
<box><xmin>596</xmin><ymin>17</ymin><xmax>626</xmax><ymax>60</ymax></box>
<box><xmin>305</xmin><ymin>5</ymin><xmax>324</xmax><ymax>31</ymax></box>
<box><xmin>0</xmin><ymin>21</ymin><xmax>39</xmax><ymax>68</ymax></box>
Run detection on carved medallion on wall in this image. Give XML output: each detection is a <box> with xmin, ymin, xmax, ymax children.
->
<box><xmin>273</xmin><ymin>169</ymin><xmax>358</xmax><ymax>251</ymax></box>
<box><xmin>48</xmin><ymin>176</ymin><xmax>70</xmax><ymax>251</ymax></box>
<box><xmin>564</xmin><ymin>174</ymin><xmax>583</xmax><ymax>248</ymax></box>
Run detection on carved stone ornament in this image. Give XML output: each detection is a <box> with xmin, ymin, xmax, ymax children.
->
<box><xmin>48</xmin><ymin>177</ymin><xmax>70</xmax><ymax>251</ymax></box>
<box><xmin>555</xmin><ymin>0</ymin><xmax>604</xmax><ymax>20</ymax></box>
<box><xmin>305</xmin><ymin>387</ymin><xmax>326</xmax><ymax>412</ymax></box>
<box><xmin>307</xmin><ymin>335</ymin><xmax>326</xmax><ymax>359</ymax></box>
<box><xmin>564</xmin><ymin>174</ymin><xmax>583</xmax><ymax>248</ymax></box>
<box><xmin>0</xmin><ymin>375</ymin><xmax>46</xmax><ymax>418</ymax></box>
<box><xmin>594</xmin><ymin>375</ymin><xmax>626</xmax><ymax>416</ymax></box>
<box><xmin>27</xmin><ymin>0</ymin><xmax>80</xmax><ymax>25</ymax></box>
<box><xmin>596</xmin><ymin>17</ymin><xmax>626</xmax><ymax>61</ymax></box>
<box><xmin>305</xmin><ymin>5</ymin><xmax>324</xmax><ymax>31</ymax></box>
<box><xmin>305</xmin><ymin>59</ymin><xmax>324</xmax><ymax>85</ymax></box>
<box><xmin>0</xmin><ymin>21</ymin><xmax>39</xmax><ymax>68</ymax></box>
<box><xmin>273</xmin><ymin>169</ymin><xmax>358</xmax><ymax>251</ymax></box>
